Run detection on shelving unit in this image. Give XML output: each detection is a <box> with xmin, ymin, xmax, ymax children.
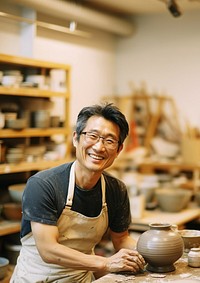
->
<box><xmin>0</xmin><ymin>128</ymin><xmax>69</xmax><ymax>138</ymax></box>
<box><xmin>0</xmin><ymin>53</ymin><xmax>72</xmax><ymax>237</ymax></box>
<box><xmin>102</xmin><ymin>90</ymin><xmax>181</xmax><ymax>152</ymax></box>
<box><xmin>0</xmin><ymin>159</ymin><xmax>70</xmax><ymax>175</ymax></box>
<box><xmin>0</xmin><ymin>221</ymin><xmax>21</xmax><ymax>236</ymax></box>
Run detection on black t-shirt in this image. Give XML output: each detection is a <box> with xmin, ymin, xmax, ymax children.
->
<box><xmin>21</xmin><ymin>162</ymin><xmax>131</xmax><ymax>238</ymax></box>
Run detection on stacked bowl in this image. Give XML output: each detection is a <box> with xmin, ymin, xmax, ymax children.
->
<box><xmin>155</xmin><ymin>188</ymin><xmax>192</xmax><ymax>212</ymax></box>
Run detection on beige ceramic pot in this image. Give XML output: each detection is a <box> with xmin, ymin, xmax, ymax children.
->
<box><xmin>137</xmin><ymin>223</ymin><xmax>184</xmax><ymax>273</ymax></box>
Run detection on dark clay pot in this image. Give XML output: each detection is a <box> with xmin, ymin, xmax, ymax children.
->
<box><xmin>137</xmin><ymin>223</ymin><xmax>184</xmax><ymax>273</ymax></box>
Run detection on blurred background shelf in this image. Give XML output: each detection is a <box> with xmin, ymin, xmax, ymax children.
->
<box><xmin>0</xmin><ymin>220</ymin><xmax>21</xmax><ymax>236</ymax></box>
<box><xmin>0</xmin><ymin>86</ymin><xmax>69</xmax><ymax>98</ymax></box>
<box><xmin>0</xmin><ymin>158</ymin><xmax>71</xmax><ymax>174</ymax></box>
<box><xmin>0</xmin><ymin>128</ymin><xmax>69</xmax><ymax>138</ymax></box>
<box><xmin>129</xmin><ymin>202</ymin><xmax>200</xmax><ymax>232</ymax></box>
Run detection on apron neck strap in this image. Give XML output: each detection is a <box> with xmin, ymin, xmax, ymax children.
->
<box><xmin>66</xmin><ymin>162</ymin><xmax>106</xmax><ymax>207</ymax></box>
<box><xmin>66</xmin><ymin>162</ymin><xmax>76</xmax><ymax>206</ymax></box>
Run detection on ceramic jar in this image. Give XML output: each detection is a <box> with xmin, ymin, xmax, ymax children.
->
<box><xmin>32</xmin><ymin>110</ymin><xmax>50</xmax><ymax>128</ymax></box>
<box><xmin>137</xmin><ymin>223</ymin><xmax>184</xmax><ymax>273</ymax></box>
<box><xmin>188</xmin><ymin>248</ymin><xmax>200</xmax><ymax>267</ymax></box>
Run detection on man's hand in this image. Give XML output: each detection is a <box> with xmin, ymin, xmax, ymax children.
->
<box><xmin>105</xmin><ymin>248</ymin><xmax>145</xmax><ymax>273</ymax></box>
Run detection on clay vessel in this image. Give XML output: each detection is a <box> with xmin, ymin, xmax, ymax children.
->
<box><xmin>137</xmin><ymin>223</ymin><xmax>184</xmax><ymax>273</ymax></box>
<box><xmin>188</xmin><ymin>248</ymin><xmax>200</xmax><ymax>267</ymax></box>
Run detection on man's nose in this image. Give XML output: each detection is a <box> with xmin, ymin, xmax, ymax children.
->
<box><xmin>93</xmin><ymin>138</ymin><xmax>106</xmax><ymax>150</ymax></box>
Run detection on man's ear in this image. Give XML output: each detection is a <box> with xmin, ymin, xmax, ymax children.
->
<box><xmin>117</xmin><ymin>144</ymin><xmax>123</xmax><ymax>155</ymax></box>
<box><xmin>72</xmin><ymin>131</ymin><xmax>78</xmax><ymax>147</ymax></box>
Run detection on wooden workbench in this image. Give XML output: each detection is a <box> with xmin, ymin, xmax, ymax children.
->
<box><xmin>93</xmin><ymin>254</ymin><xmax>200</xmax><ymax>282</ymax></box>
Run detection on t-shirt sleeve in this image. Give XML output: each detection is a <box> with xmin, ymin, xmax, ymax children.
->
<box><xmin>22</xmin><ymin>176</ymin><xmax>61</xmax><ymax>225</ymax></box>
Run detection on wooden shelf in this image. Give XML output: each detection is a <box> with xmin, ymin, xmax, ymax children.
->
<box><xmin>0</xmin><ymin>127</ymin><xmax>69</xmax><ymax>138</ymax></box>
<box><xmin>0</xmin><ymin>53</ymin><xmax>71</xmax><ymax>69</ymax></box>
<box><xmin>0</xmin><ymin>158</ymin><xmax>72</xmax><ymax>174</ymax></box>
<box><xmin>0</xmin><ymin>220</ymin><xmax>21</xmax><ymax>236</ymax></box>
<box><xmin>129</xmin><ymin>202</ymin><xmax>200</xmax><ymax>232</ymax></box>
<box><xmin>0</xmin><ymin>53</ymin><xmax>71</xmax><ymax>239</ymax></box>
<box><xmin>138</xmin><ymin>160</ymin><xmax>200</xmax><ymax>173</ymax></box>
<box><xmin>0</xmin><ymin>86</ymin><xmax>69</xmax><ymax>98</ymax></box>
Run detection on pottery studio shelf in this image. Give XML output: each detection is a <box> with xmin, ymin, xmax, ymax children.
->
<box><xmin>0</xmin><ymin>220</ymin><xmax>21</xmax><ymax>236</ymax></box>
<box><xmin>111</xmin><ymin>158</ymin><xmax>200</xmax><ymax>191</ymax></box>
<box><xmin>129</xmin><ymin>202</ymin><xmax>200</xmax><ymax>231</ymax></box>
<box><xmin>0</xmin><ymin>158</ymin><xmax>72</xmax><ymax>174</ymax></box>
<box><xmin>138</xmin><ymin>160</ymin><xmax>200</xmax><ymax>190</ymax></box>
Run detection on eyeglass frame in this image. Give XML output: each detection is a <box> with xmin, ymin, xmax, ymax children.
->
<box><xmin>81</xmin><ymin>131</ymin><xmax>119</xmax><ymax>150</ymax></box>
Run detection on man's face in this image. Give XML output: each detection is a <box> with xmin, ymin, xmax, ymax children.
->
<box><xmin>73</xmin><ymin>116</ymin><xmax>123</xmax><ymax>173</ymax></box>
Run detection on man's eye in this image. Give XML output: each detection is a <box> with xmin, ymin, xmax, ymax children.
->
<box><xmin>106</xmin><ymin>139</ymin><xmax>114</xmax><ymax>144</ymax></box>
<box><xmin>88</xmin><ymin>133</ymin><xmax>98</xmax><ymax>139</ymax></box>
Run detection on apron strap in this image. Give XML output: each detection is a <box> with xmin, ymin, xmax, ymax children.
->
<box><xmin>66</xmin><ymin>161</ymin><xmax>106</xmax><ymax>207</ymax></box>
<box><xmin>101</xmin><ymin>174</ymin><xmax>106</xmax><ymax>206</ymax></box>
<box><xmin>66</xmin><ymin>162</ymin><xmax>76</xmax><ymax>206</ymax></box>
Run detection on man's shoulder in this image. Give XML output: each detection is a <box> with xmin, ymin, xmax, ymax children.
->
<box><xmin>103</xmin><ymin>171</ymin><xmax>126</xmax><ymax>192</ymax></box>
<box><xmin>34</xmin><ymin>161</ymin><xmax>73</xmax><ymax>178</ymax></box>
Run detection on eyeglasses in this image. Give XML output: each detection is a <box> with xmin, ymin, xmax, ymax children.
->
<box><xmin>81</xmin><ymin>131</ymin><xmax>119</xmax><ymax>150</ymax></box>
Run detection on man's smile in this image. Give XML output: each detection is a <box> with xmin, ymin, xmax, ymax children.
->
<box><xmin>88</xmin><ymin>153</ymin><xmax>104</xmax><ymax>160</ymax></box>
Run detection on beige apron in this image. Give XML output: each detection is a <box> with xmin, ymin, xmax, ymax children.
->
<box><xmin>10</xmin><ymin>162</ymin><xmax>108</xmax><ymax>283</ymax></box>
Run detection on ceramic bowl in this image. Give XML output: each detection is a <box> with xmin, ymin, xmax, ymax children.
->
<box><xmin>5</xmin><ymin>118</ymin><xmax>27</xmax><ymax>130</ymax></box>
<box><xmin>178</xmin><ymin>229</ymin><xmax>200</xmax><ymax>252</ymax></box>
<box><xmin>2</xmin><ymin>75</ymin><xmax>23</xmax><ymax>86</ymax></box>
<box><xmin>7</xmin><ymin>147</ymin><xmax>24</xmax><ymax>154</ymax></box>
<box><xmin>0</xmin><ymin>257</ymin><xmax>9</xmax><ymax>280</ymax></box>
<box><xmin>26</xmin><ymin>75</ymin><xmax>45</xmax><ymax>88</ymax></box>
<box><xmin>8</xmin><ymin>183</ymin><xmax>26</xmax><ymax>203</ymax></box>
<box><xmin>155</xmin><ymin>188</ymin><xmax>192</xmax><ymax>212</ymax></box>
<box><xmin>2</xmin><ymin>203</ymin><xmax>22</xmax><ymax>221</ymax></box>
<box><xmin>6</xmin><ymin>152</ymin><xmax>24</xmax><ymax>164</ymax></box>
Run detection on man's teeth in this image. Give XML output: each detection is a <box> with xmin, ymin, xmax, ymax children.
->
<box><xmin>89</xmin><ymin>154</ymin><xmax>103</xmax><ymax>160</ymax></box>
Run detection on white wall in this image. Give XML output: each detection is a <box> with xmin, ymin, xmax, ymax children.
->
<box><xmin>116</xmin><ymin>11</ymin><xmax>200</xmax><ymax>128</ymax></box>
<box><xmin>34</xmin><ymin>27</ymin><xmax>116</xmax><ymax>124</ymax></box>
<box><xmin>1</xmin><ymin>1</ymin><xmax>200</xmax><ymax>129</ymax></box>
<box><xmin>0</xmin><ymin>3</ymin><xmax>22</xmax><ymax>55</ymax></box>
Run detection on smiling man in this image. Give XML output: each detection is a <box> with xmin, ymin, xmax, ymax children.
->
<box><xmin>11</xmin><ymin>103</ymin><xmax>145</xmax><ymax>283</ymax></box>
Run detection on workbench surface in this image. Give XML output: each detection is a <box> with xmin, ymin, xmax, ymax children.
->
<box><xmin>93</xmin><ymin>254</ymin><xmax>200</xmax><ymax>282</ymax></box>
